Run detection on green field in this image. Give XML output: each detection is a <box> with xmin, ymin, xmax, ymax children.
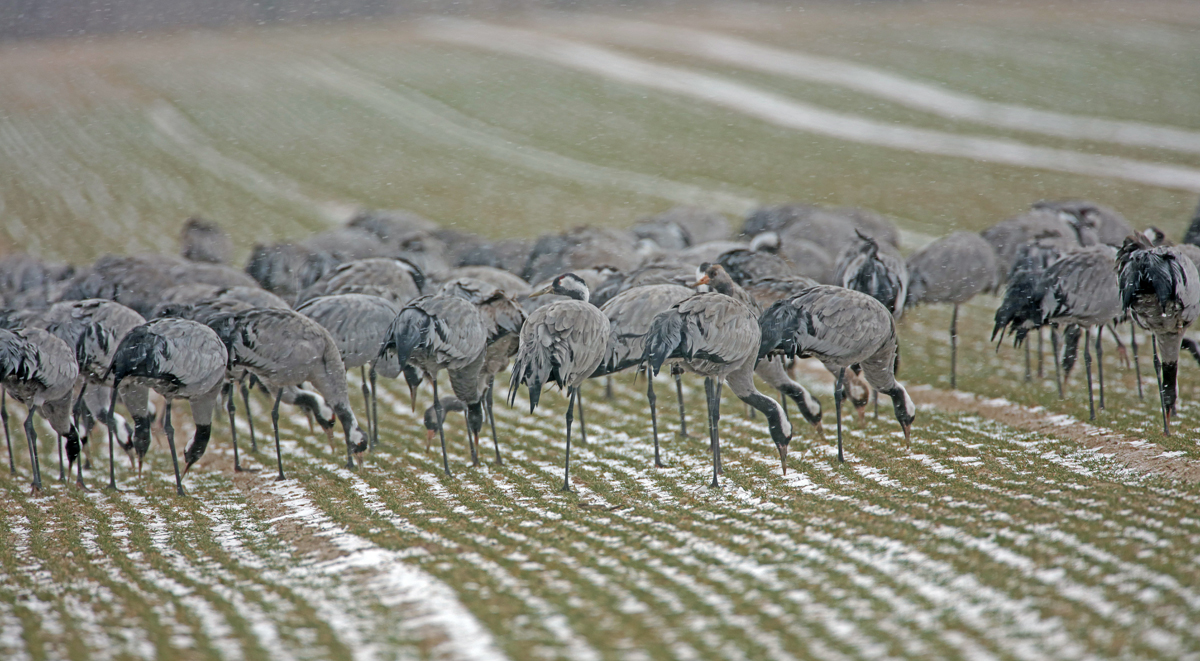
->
<box><xmin>2</xmin><ymin>2</ymin><xmax>1200</xmax><ymax>658</ymax></box>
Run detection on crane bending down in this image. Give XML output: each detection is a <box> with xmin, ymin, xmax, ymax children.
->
<box><xmin>509</xmin><ymin>273</ymin><xmax>609</xmax><ymax>491</ymax></box>
<box><xmin>643</xmin><ymin>265</ymin><xmax>792</xmax><ymax>486</ymax></box>
<box><xmin>380</xmin><ymin>293</ymin><xmax>487</xmax><ymax>475</ymax></box>
<box><xmin>1117</xmin><ymin>236</ymin><xmax>1200</xmax><ymax>434</ymax></box>
<box><xmin>760</xmin><ymin>285</ymin><xmax>916</xmax><ymax>463</ymax></box>
<box><xmin>108</xmin><ymin>318</ymin><xmax>227</xmax><ymax>495</ymax></box>
<box><xmin>0</xmin><ymin>328</ymin><xmax>80</xmax><ymax>492</ymax></box>
<box><xmin>211</xmin><ymin>308</ymin><xmax>367</xmax><ymax>479</ymax></box>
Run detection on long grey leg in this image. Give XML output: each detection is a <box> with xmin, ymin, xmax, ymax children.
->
<box><xmin>2</xmin><ymin>391</ymin><xmax>14</xmax><ymax>475</ymax></box>
<box><xmin>360</xmin><ymin>366</ymin><xmax>372</xmax><ymax>451</ymax></box>
<box><xmin>673</xmin><ymin>366</ymin><xmax>688</xmax><ymax>439</ymax></box>
<box><xmin>1051</xmin><ymin>327</ymin><xmax>1063</xmax><ymax>398</ymax></box>
<box><xmin>950</xmin><ymin>304</ymin><xmax>959</xmax><ymax>389</ymax></box>
<box><xmin>432</xmin><ymin>378</ymin><xmax>451</xmax><ymax>477</ymax></box>
<box><xmin>163</xmin><ymin>401</ymin><xmax>187</xmax><ymax>497</ymax></box>
<box><xmin>370</xmin><ymin>366</ymin><xmax>380</xmax><ymax>450</ymax></box>
<box><xmin>106</xmin><ymin>385</ymin><xmax>120</xmax><ymax>491</ymax></box>
<box><xmin>242</xmin><ymin>380</ymin><xmax>257</xmax><ymax>453</ymax></box>
<box><xmin>1152</xmin><ymin>335</ymin><xmax>1168</xmax><ymax>435</ymax></box>
<box><xmin>562</xmin><ymin>387</ymin><xmax>576</xmax><ymax>492</ymax></box>
<box><xmin>487</xmin><ymin>377</ymin><xmax>502</xmax><ymax>465</ymax></box>
<box><xmin>1096</xmin><ymin>325</ymin><xmax>1105</xmax><ymax>410</ymax></box>
<box><xmin>1084</xmin><ymin>327</ymin><xmax>1095</xmax><ymax>421</ymax></box>
<box><xmin>576</xmin><ymin>385</ymin><xmax>587</xmax><ymax>446</ymax></box>
<box><xmin>57</xmin><ymin>433</ymin><xmax>64</xmax><ymax>482</ymax></box>
<box><xmin>1130</xmin><ymin>321</ymin><xmax>1143</xmax><ymax>400</ymax></box>
<box><xmin>272</xmin><ymin>389</ymin><xmax>285</xmax><ymax>481</ymax></box>
<box><xmin>227</xmin><ymin>382</ymin><xmax>244</xmax><ymax>472</ymax></box>
<box><xmin>835</xmin><ymin>368</ymin><xmax>846</xmax><ymax>464</ymax></box>
<box><xmin>25</xmin><ymin>405</ymin><xmax>42</xmax><ymax>492</ymax></box>
<box><xmin>647</xmin><ymin>372</ymin><xmax>663</xmax><ymax>468</ymax></box>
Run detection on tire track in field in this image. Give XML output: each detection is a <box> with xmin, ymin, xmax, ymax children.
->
<box><xmin>559</xmin><ymin>18</ymin><xmax>1200</xmax><ymax>155</ymax></box>
<box><xmin>424</xmin><ymin>21</ymin><xmax>1200</xmax><ymax>193</ymax></box>
<box><xmin>296</xmin><ymin>58</ymin><xmax>758</xmax><ymax>217</ymax></box>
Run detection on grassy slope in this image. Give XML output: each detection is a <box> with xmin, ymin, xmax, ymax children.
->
<box><xmin>2</xmin><ymin>1</ymin><xmax>1200</xmax><ymax>658</ymax></box>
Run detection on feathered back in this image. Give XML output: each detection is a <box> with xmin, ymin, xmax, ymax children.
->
<box><xmin>643</xmin><ymin>308</ymin><xmax>687</xmax><ymax>376</ymax></box>
<box><xmin>1117</xmin><ymin>236</ymin><xmax>1200</xmax><ymax>330</ymax></box>
<box><xmin>835</xmin><ymin>231</ymin><xmax>908</xmax><ymax>318</ymax></box>
<box><xmin>508</xmin><ymin>299</ymin><xmax>608</xmax><ymax>412</ymax></box>
<box><xmin>1039</xmin><ymin>245</ymin><xmax>1121</xmax><ymax>326</ymax></box>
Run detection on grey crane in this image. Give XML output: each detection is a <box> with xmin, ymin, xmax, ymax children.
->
<box><xmin>295</xmin><ymin>257</ymin><xmax>424</xmax><ymax>308</ymax></box>
<box><xmin>1033</xmin><ymin>200</ymin><xmax>1132</xmax><ymax>247</ymax></box>
<box><xmin>108</xmin><ymin>318</ymin><xmax>227</xmax><ymax>495</ymax></box>
<box><xmin>644</xmin><ymin>206</ymin><xmax>732</xmax><ymax>245</ymax></box>
<box><xmin>0</xmin><ymin>327</ymin><xmax>80</xmax><ymax>492</ymax></box>
<box><xmin>905</xmin><ymin>231</ymin><xmax>997</xmax><ymax>389</ymax></box>
<box><xmin>509</xmin><ymin>273</ymin><xmax>609</xmax><ymax>491</ymax></box>
<box><xmin>210</xmin><ymin>308</ymin><xmax>367</xmax><ymax>480</ymax></box>
<box><xmin>438</xmin><ymin>266</ymin><xmax>532</xmax><ymax>299</ymax></box>
<box><xmin>438</xmin><ymin>277</ymin><xmax>526</xmax><ymax>465</ymax></box>
<box><xmin>744</xmin><ymin>231</ymin><xmax>833</xmax><ymax>284</ymax></box>
<box><xmin>991</xmin><ymin>234</ymin><xmax>1070</xmax><ymax>386</ymax></box>
<box><xmin>1117</xmin><ymin>236</ymin><xmax>1200</xmax><ymax>434</ymax></box>
<box><xmin>643</xmin><ymin>265</ymin><xmax>792</xmax><ymax>486</ymax></box>
<box><xmin>696</xmin><ymin>264</ymin><xmax>824</xmax><ymax>432</ymax></box>
<box><xmin>296</xmin><ymin>294</ymin><xmax>402</xmax><ymax>450</ymax></box>
<box><xmin>834</xmin><ymin>230</ymin><xmax>908</xmax><ymax>321</ymax></box>
<box><xmin>380</xmin><ymin>293</ymin><xmax>487</xmax><ymax>475</ymax></box>
<box><xmin>760</xmin><ymin>285</ymin><xmax>917</xmax><ymax>463</ymax></box>
<box><xmin>244</xmin><ymin>242</ymin><xmax>340</xmax><ymax>302</ymax></box>
<box><xmin>39</xmin><ymin>299</ymin><xmax>150</xmax><ymax>487</ymax></box>
<box><xmin>594</xmin><ymin>283</ymin><xmax>695</xmax><ymax>467</ymax></box>
<box><xmin>1040</xmin><ymin>245</ymin><xmax>1122</xmax><ymax>420</ymax></box>
<box><xmin>180</xmin><ymin>217</ymin><xmax>233</xmax><ymax>265</ymax></box>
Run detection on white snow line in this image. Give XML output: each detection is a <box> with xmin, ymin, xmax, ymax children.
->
<box><xmin>145</xmin><ymin>102</ymin><xmax>356</xmax><ymax>224</ymax></box>
<box><xmin>423</xmin><ymin>21</ymin><xmax>1200</xmax><ymax>193</ymax></box>
<box><xmin>262</xmin><ymin>473</ymin><xmax>508</xmax><ymax>661</ymax></box>
<box><xmin>298</xmin><ymin>58</ymin><xmax>758</xmax><ymax>217</ymax></box>
<box><xmin>564</xmin><ymin>19</ymin><xmax>1200</xmax><ymax>156</ymax></box>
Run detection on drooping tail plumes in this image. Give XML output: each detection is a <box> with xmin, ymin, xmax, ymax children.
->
<box><xmin>379</xmin><ymin>306</ymin><xmax>431</xmax><ymax>368</ymax></box>
<box><xmin>508</xmin><ymin>339</ymin><xmax>552</xmax><ymax>413</ymax></box>
<box><xmin>1117</xmin><ymin>236</ymin><xmax>1189</xmax><ymax>313</ymax></box>
<box><xmin>758</xmin><ymin>299</ymin><xmax>805</xmax><ymax>362</ymax></box>
<box><xmin>643</xmin><ymin>309</ymin><xmax>685</xmax><ymax>376</ymax></box>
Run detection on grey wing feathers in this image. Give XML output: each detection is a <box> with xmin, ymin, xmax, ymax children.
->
<box><xmin>772</xmin><ymin>286</ymin><xmax>894</xmax><ymax>367</ymax></box>
<box><xmin>598</xmin><ymin>284</ymin><xmax>693</xmax><ymax>374</ymax></box>
<box><xmin>510</xmin><ymin>300</ymin><xmax>608</xmax><ymax>404</ymax></box>
<box><xmin>296</xmin><ymin>294</ymin><xmax>400</xmax><ymax>368</ymax></box>
<box><xmin>672</xmin><ymin>293</ymin><xmax>759</xmax><ymax>371</ymax></box>
<box><xmin>149</xmin><ymin>318</ymin><xmax>228</xmax><ymax>391</ymax></box>
<box><xmin>1042</xmin><ymin>246</ymin><xmax>1121</xmax><ymax>325</ymax></box>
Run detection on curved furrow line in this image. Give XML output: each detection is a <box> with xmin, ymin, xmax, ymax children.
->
<box><xmin>244</xmin><ymin>419</ymin><xmax>509</xmax><ymax>661</ymax></box>
<box><xmin>276</xmin><ymin>429</ymin><xmax>602</xmax><ymax>660</ymax></box>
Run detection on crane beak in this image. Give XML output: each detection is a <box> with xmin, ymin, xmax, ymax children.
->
<box><xmin>426</xmin><ymin>428</ymin><xmax>436</xmax><ymax>444</ymax></box>
<box><xmin>901</xmin><ymin>423</ymin><xmax>911</xmax><ymax>449</ymax></box>
<box><xmin>528</xmin><ymin>284</ymin><xmax>554</xmax><ymax>298</ymax></box>
<box><xmin>776</xmin><ymin>443</ymin><xmax>788</xmax><ymax>475</ymax></box>
<box><xmin>813</xmin><ymin>419</ymin><xmax>824</xmax><ymax>437</ymax></box>
<box><xmin>691</xmin><ymin>274</ymin><xmax>711</xmax><ymax>287</ymax></box>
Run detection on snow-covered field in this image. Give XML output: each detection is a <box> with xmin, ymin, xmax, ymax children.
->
<box><xmin>2</xmin><ymin>2</ymin><xmax>1199</xmax><ymax>658</ymax></box>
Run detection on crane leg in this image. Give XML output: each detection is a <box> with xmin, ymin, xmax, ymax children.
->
<box><xmin>370</xmin><ymin>366</ymin><xmax>380</xmax><ymax>450</ymax></box>
<box><xmin>576</xmin><ymin>385</ymin><xmax>587</xmax><ymax>446</ymax></box>
<box><xmin>163</xmin><ymin>402</ymin><xmax>187</xmax><ymax>497</ymax></box>
<box><xmin>705</xmin><ymin>377</ymin><xmax>719</xmax><ymax>489</ymax></box>
<box><xmin>1037</xmin><ymin>327</ymin><xmax>1045</xmax><ymax>379</ymax></box>
<box><xmin>227</xmin><ymin>383</ymin><xmax>245</xmax><ymax>472</ymax></box>
<box><xmin>1083</xmin><ymin>328</ymin><xmax>1096</xmax><ymax>421</ymax></box>
<box><xmin>360</xmin><ymin>366</ymin><xmax>372</xmax><ymax>451</ymax></box>
<box><xmin>432</xmin><ymin>379</ymin><xmax>451</xmax><ymax>477</ymax></box>
<box><xmin>2</xmin><ymin>391</ymin><xmax>13</xmax><ymax>475</ymax></box>
<box><xmin>1096</xmin><ymin>325</ymin><xmax>1105</xmax><ymax>410</ymax></box>
<box><xmin>562</xmin><ymin>386</ymin><xmax>576</xmax><ymax>492</ymax></box>
<box><xmin>714</xmin><ymin>381</ymin><xmax>724</xmax><ymax>476</ymax></box>
<box><xmin>272</xmin><ymin>389</ymin><xmax>286</xmax><ymax>481</ymax></box>
<box><xmin>57</xmin><ymin>433</ymin><xmax>64</xmax><ymax>483</ymax></box>
<box><xmin>950</xmin><ymin>304</ymin><xmax>959</xmax><ymax>389</ymax></box>
<box><xmin>647</xmin><ymin>372</ymin><xmax>663</xmax><ymax>468</ymax></box>
<box><xmin>240</xmin><ymin>380</ymin><xmax>256</xmax><ymax>453</ymax></box>
<box><xmin>1051</xmin><ymin>327</ymin><xmax>1063</xmax><ymax>398</ymax></box>
<box><xmin>487</xmin><ymin>377</ymin><xmax>502</xmax><ymax>465</ymax></box>
<box><xmin>1152</xmin><ymin>336</ymin><xmax>1169</xmax><ymax>435</ymax></box>
<box><xmin>1024</xmin><ymin>339</ymin><xmax>1032</xmax><ymax>382</ymax></box>
<box><xmin>24</xmin><ymin>405</ymin><xmax>42</xmax><ymax>493</ymax></box>
<box><xmin>605</xmin><ymin>375</ymin><xmax>613</xmax><ymax>400</ymax></box>
<box><xmin>835</xmin><ymin>368</ymin><xmax>846</xmax><ymax>464</ymax></box>
<box><xmin>673</xmin><ymin>365</ymin><xmax>688</xmax><ymax>439</ymax></box>
<box><xmin>1131</xmin><ymin>322</ymin><xmax>1143</xmax><ymax>400</ymax></box>
<box><xmin>106</xmin><ymin>386</ymin><xmax>120</xmax><ymax>491</ymax></box>
<box><xmin>465</xmin><ymin>405</ymin><xmax>479</xmax><ymax>467</ymax></box>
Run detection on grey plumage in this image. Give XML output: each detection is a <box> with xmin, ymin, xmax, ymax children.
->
<box><xmin>0</xmin><ymin>327</ymin><xmax>80</xmax><ymax>491</ymax></box>
<box><xmin>297</xmin><ymin>294</ymin><xmax>403</xmax><ymax>450</ymax></box>
<box><xmin>643</xmin><ymin>264</ymin><xmax>792</xmax><ymax>484</ymax></box>
<box><xmin>1033</xmin><ymin>200</ymin><xmax>1132</xmax><ymax>247</ymax></box>
<box><xmin>509</xmin><ymin>273</ymin><xmax>609</xmax><ymax>490</ymax></box>
<box><xmin>108</xmin><ymin>318</ymin><xmax>227</xmax><ymax>494</ymax></box>
<box><xmin>438</xmin><ymin>266</ymin><xmax>532</xmax><ymax>299</ymax></box>
<box><xmin>834</xmin><ymin>231</ymin><xmax>908</xmax><ymax>320</ymax></box>
<box><xmin>982</xmin><ymin>207</ymin><xmax>1085</xmax><ymax>286</ymax></box>
<box><xmin>180</xmin><ymin>217</ymin><xmax>233</xmax><ymax>265</ymax></box>
<box><xmin>906</xmin><ymin>231</ymin><xmax>997</xmax><ymax>389</ymax></box>
<box><xmin>296</xmin><ymin>257</ymin><xmax>424</xmax><ymax>308</ymax></box>
<box><xmin>380</xmin><ymin>292</ymin><xmax>488</xmax><ymax>473</ymax></box>
<box><xmin>1117</xmin><ymin>236</ymin><xmax>1200</xmax><ymax>433</ymax></box>
<box><xmin>244</xmin><ymin>242</ymin><xmax>340</xmax><ymax>301</ymax></box>
<box><xmin>212</xmin><ymin>308</ymin><xmax>366</xmax><ymax>478</ymax></box>
<box><xmin>759</xmin><ymin>285</ymin><xmax>916</xmax><ymax>462</ymax></box>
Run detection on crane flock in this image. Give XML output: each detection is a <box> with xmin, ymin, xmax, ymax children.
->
<box><xmin>1</xmin><ymin>198</ymin><xmax>1198</xmax><ymax>496</ymax></box>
